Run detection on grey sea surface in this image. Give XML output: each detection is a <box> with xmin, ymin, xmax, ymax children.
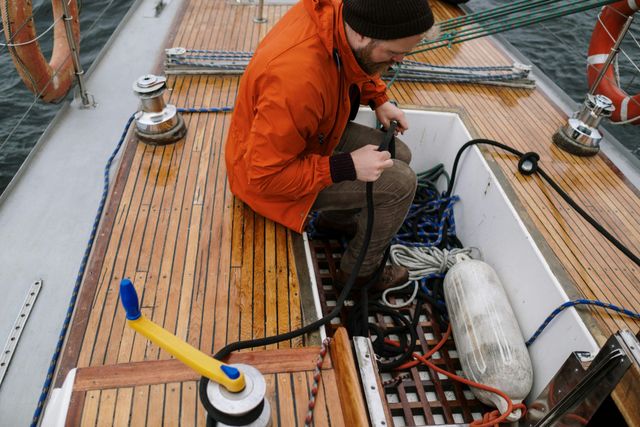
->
<box><xmin>469</xmin><ymin>0</ymin><xmax>640</xmax><ymax>155</ymax></box>
<box><xmin>1</xmin><ymin>0</ymin><xmax>639</xmax><ymax>196</ymax></box>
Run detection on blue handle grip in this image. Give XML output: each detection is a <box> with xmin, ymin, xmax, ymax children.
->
<box><xmin>221</xmin><ymin>364</ymin><xmax>240</xmax><ymax>380</ymax></box>
<box><xmin>120</xmin><ymin>279</ymin><xmax>141</xmax><ymax>320</ymax></box>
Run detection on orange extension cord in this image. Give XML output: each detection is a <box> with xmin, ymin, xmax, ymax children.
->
<box><xmin>385</xmin><ymin>325</ymin><xmax>527</xmax><ymax>427</ymax></box>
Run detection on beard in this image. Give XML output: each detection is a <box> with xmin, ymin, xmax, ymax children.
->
<box><xmin>352</xmin><ymin>41</ymin><xmax>394</xmax><ymax>76</ymax></box>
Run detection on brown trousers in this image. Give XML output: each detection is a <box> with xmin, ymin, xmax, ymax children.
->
<box><xmin>312</xmin><ymin>122</ymin><xmax>417</xmax><ymax>276</ymax></box>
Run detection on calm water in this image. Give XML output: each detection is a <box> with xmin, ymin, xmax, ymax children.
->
<box><xmin>0</xmin><ymin>0</ymin><xmax>135</xmax><ymax>193</ymax></box>
<box><xmin>469</xmin><ymin>0</ymin><xmax>640</xmax><ymax>154</ymax></box>
<box><xmin>1</xmin><ymin>0</ymin><xmax>639</xmax><ymax>195</ymax></box>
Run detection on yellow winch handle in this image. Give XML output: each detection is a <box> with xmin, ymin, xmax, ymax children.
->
<box><xmin>120</xmin><ymin>279</ymin><xmax>245</xmax><ymax>393</ymax></box>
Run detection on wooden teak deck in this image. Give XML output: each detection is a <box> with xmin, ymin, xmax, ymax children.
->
<box><xmin>53</xmin><ymin>0</ymin><xmax>639</xmax><ymax>425</ymax></box>
<box><xmin>64</xmin><ymin>343</ymin><xmax>359</xmax><ymax>426</ymax></box>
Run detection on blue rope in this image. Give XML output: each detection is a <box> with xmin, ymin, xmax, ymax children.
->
<box><xmin>177</xmin><ymin>107</ymin><xmax>233</xmax><ymax>113</ymax></box>
<box><xmin>526</xmin><ymin>299</ymin><xmax>640</xmax><ymax>346</ymax></box>
<box><xmin>31</xmin><ymin>106</ymin><xmax>233</xmax><ymax>426</ymax></box>
<box><xmin>392</xmin><ymin>195</ymin><xmax>459</xmax><ymax>248</ymax></box>
<box><xmin>30</xmin><ymin>114</ymin><xmax>135</xmax><ymax>427</ymax></box>
<box><xmin>419</xmin><ymin>276</ymin><xmax>447</xmax><ymax>308</ymax></box>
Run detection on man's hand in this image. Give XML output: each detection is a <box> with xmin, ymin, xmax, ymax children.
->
<box><xmin>350</xmin><ymin>144</ymin><xmax>394</xmax><ymax>182</ymax></box>
<box><xmin>375</xmin><ymin>102</ymin><xmax>408</xmax><ymax>134</ymax></box>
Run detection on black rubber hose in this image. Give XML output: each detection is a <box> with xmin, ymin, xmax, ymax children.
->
<box><xmin>445</xmin><ymin>139</ymin><xmax>640</xmax><ymax>267</ymax></box>
<box><xmin>211</xmin><ymin>122</ymin><xmax>399</xmax><ymax>360</ymax></box>
<box><xmin>201</xmin><ymin>123</ymin><xmax>396</xmax><ymax>423</ymax></box>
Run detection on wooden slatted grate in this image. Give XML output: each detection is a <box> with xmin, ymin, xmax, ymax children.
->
<box><xmin>307</xmin><ymin>237</ymin><xmax>491</xmax><ymax>426</ymax></box>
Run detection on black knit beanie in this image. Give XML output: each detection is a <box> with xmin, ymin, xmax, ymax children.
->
<box><xmin>343</xmin><ymin>0</ymin><xmax>434</xmax><ymax>40</ymax></box>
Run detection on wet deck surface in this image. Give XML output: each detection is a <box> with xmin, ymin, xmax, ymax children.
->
<box><xmin>54</xmin><ymin>0</ymin><xmax>639</xmax><ymax>425</ymax></box>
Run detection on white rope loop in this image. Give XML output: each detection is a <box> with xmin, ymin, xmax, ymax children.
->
<box><xmin>389</xmin><ymin>245</ymin><xmax>474</xmax><ymax>281</ymax></box>
<box><xmin>382</xmin><ymin>245</ymin><xmax>476</xmax><ymax>308</ymax></box>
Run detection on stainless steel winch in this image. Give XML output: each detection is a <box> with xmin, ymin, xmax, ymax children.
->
<box><xmin>132</xmin><ymin>74</ymin><xmax>187</xmax><ymax>145</ymax></box>
<box><xmin>552</xmin><ymin>94</ymin><xmax>614</xmax><ymax>156</ymax></box>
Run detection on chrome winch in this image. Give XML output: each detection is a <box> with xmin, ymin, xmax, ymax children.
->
<box><xmin>552</xmin><ymin>93</ymin><xmax>614</xmax><ymax>156</ymax></box>
<box><xmin>132</xmin><ymin>74</ymin><xmax>187</xmax><ymax>145</ymax></box>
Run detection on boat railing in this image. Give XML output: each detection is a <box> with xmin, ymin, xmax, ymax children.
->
<box><xmin>590</xmin><ymin>6</ymin><xmax>640</xmax><ymax>125</ymax></box>
<box><xmin>414</xmin><ymin>0</ymin><xmax>640</xmax><ymax>125</ymax></box>
<box><xmin>535</xmin><ymin>16</ymin><xmax>640</xmax><ymax>122</ymax></box>
<box><xmin>0</xmin><ymin>0</ymin><xmax>128</xmax><ymax>194</ymax></box>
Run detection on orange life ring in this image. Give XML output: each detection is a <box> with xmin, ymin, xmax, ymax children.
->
<box><xmin>587</xmin><ymin>0</ymin><xmax>640</xmax><ymax>123</ymax></box>
<box><xmin>1</xmin><ymin>0</ymin><xmax>80</xmax><ymax>103</ymax></box>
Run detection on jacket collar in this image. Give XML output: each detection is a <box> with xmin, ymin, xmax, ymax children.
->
<box><xmin>304</xmin><ymin>0</ymin><xmax>378</xmax><ymax>84</ymax></box>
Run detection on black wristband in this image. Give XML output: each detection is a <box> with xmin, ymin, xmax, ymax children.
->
<box><xmin>329</xmin><ymin>152</ymin><xmax>357</xmax><ymax>182</ymax></box>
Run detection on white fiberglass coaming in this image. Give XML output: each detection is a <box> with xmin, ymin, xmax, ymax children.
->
<box><xmin>352</xmin><ymin>108</ymin><xmax>599</xmax><ymax>400</ymax></box>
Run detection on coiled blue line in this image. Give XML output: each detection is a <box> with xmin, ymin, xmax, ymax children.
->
<box><xmin>31</xmin><ymin>106</ymin><xmax>233</xmax><ymax>427</ymax></box>
<box><xmin>526</xmin><ymin>299</ymin><xmax>640</xmax><ymax>346</ymax></box>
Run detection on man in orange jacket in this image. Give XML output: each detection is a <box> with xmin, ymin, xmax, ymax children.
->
<box><xmin>225</xmin><ymin>0</ymin><xmax>434</xmax><ymax>291</ymax></box>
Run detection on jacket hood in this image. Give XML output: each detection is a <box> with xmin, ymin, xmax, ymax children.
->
<box><xmin>304</xmin><ymin>0</ymin><xmax>336</xmax><ymax>55</ymax></box>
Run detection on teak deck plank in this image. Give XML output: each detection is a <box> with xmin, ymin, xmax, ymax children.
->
<box><xmin>80</xmin><ymin>390</ymin><xmax>100</xmax><ymax>426</ymax></box>
<box><xmin>96</xmin><ymin>389</ymin><xmax>116</xmax><ymax>426</ymax></box>
<box><xmin>165</xmin><ymin>382</ymin><xmax>182</xmax><ymax>426</ymax></box>
<box><xmin>113</xmin><ymin>388</ymin><xmax>133</xmax><ymax>427</ymax></box>
<box><xmin>390</xmin><ymin>0</ymin><xmax>640</xmax><ymax>343</ymax></box>
<box><xmin>276</xmin><ymin>373</ymin><xmax>296</xmax><ymax>427</ymax></box>
<box><xmin>147</xmin><ymin>384</ymin><xmax>165</xmax><ymax>426</ymax></box>
<box><xmin>129</xmin><ymin>385</ymin><xmax>149</xmax><ymax>427</ymax></box>
<box><xmin>55</xmin><ymin>0</ymin><xmax>640</xmax><ymax>425</ymax></box>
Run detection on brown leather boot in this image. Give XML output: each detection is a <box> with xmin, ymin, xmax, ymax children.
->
<box><xmin>334</xmin><ymin>265</ymin><xmax>409</xmax><ymax>294</ymax></box>
<box><xmin>315</xmin><ymin>213</ymin><xmax>357</xmax><ymax>239</ymax></box>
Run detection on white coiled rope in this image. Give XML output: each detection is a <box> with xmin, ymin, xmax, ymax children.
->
<box><xmin>382</xmin><ymin>245</ymin><xmax>476</xmax><ymax>308</ymax></box>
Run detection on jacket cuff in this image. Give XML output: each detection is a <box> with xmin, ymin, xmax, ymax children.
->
<box><xmin>329</xmin><ymin>153</ymin><xmax>357</xmax><ymax>182</ymax></box>
<box><xmin>368</xmin><ymin>93</ymin><xmax>389</xmax><ymax>110</ymax></box>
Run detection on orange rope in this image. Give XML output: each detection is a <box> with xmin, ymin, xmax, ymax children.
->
<box><xmin>385</xmin><ymin>337</ymin><xmax>527</xmax><ymax>427</ymax></box>
<box><xmin>395</xmin><ymin>324</ymin><xmax>452</xmax><ymax>370</ymax></box>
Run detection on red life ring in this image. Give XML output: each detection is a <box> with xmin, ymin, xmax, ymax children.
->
<box><xmin>587</xmin><ymin>0</ymin><xmax>640</xmax><ymax>123</ymax></box>
<box><xmin>1</xmin><ymin>0</ymin><xmax>80</xmax><ymax>103</ymax></box>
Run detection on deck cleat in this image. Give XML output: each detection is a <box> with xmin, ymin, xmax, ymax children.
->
<box><xmin>132</xmin><ymin>74</ymin><xmax>187</xmax><ymax>145</ymax></box>
<box><xmin>552</xmin><ymin>94</ymin><xmax>614</xmax><ymax>156</ymax></box>
<box><xmin>200</xmin><ymin>364</ymin><xmax>271</xmax><ymax>427</ymax></box>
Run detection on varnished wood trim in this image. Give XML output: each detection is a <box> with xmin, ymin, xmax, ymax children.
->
<box><xmin>74</xmin><ymin>347</ymin><xmax>332</xmax><ymax>391</ymax></box>
<box><xmin>613</xmin><ymin>365</ymin><xmax>640</xmax><ymax>427</ymax></box>
<box><xmin>329</xmin><ymin>328</ymin><xmax>369</xmax><ymax>427</ymax></box>
<box><xmin>64</xmin><ymin>391</ymin><xmax>86</xmax><ymax>427</ymax></box>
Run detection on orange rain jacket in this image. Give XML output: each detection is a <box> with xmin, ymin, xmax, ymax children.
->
<box><xmin>225</xmin><ymin>0</ymin><xmax>389</xmax><ymax>233</ymax></box>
